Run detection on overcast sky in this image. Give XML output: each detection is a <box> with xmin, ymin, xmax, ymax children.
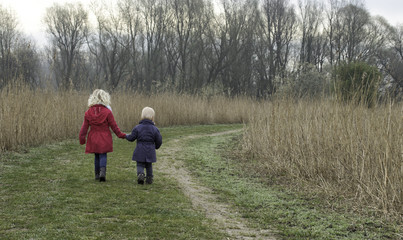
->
<box><xmin>1</xmin><ymin>0</ymin><xmax>403</xmax><ymax>45</ymax></box>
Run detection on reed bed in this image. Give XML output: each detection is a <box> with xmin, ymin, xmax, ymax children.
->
<box><xmin>241</xmin><ymin>98</ymin><xmax>402</xmax><ymax>218</ymax></box>
<box><xmin>0</xmin><ymin>86</ymin><xmax>251</xmax><ymax>152</ymax></box>
<box><xmin>1</xmin><ymin>86</ymin><xmax>402</xmax><ymax>218</ymax></box>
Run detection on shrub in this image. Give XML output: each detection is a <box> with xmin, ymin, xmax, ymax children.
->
<box><xmin>290</xmin><ymin>64</ymin><xmax>329</xmax><ymax>98</ymax></box>
<box><xmin>335</xmin><ymin>62</ymin><xmax>381</xmax><ymax>107</ymax></box>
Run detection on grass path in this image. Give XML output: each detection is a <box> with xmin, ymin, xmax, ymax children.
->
<box><xmin>156</xmin><ymin>129</ymin><xmax>274</xmax><ymax>239</ymax></box>
<box><xmin>0</xmin><ymin>125</ymin><xmax>240</xmax><ymax>239</ymax></box>
<box><xmin>1</xmin><ymin>124</ymin><xmax>400</xmax><ymax>239</ymax></box>
<box><xmin>161</xmin><ymin>125</ymin><xmax>400</xmax><ymax>239</ymax></box>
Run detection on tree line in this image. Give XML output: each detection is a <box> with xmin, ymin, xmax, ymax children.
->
<box><xmin>0</xmin><ymin>0</ymin><xmax>402</xmax><ymax>98</ymax></box>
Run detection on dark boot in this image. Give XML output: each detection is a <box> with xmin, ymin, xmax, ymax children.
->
<box><xmin>137</xmin><ymin>173</ymin><xmax>145</xmax><ymax>185</ymax></box>
<box><xmin>146</xmin><ymin>176</ymin><xmax>153</xmax><ymax>184</ymax></box>
<box><xmin>99</xmin><ymin>167</ymin><xmax>106</xmax><ymax>182</ymax></box>
<box><xmin>95</xmin><ymin>169</ymin><xmax>100</xmax><ymax>180</ymax></box>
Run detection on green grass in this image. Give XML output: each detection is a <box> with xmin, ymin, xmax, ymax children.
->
<box><xmin>1</xmin><ymin>124</ymin><xmax>401</xmax><ymax>239</ymax></box>
<box><xmin>178</xmin><ymin>131</ymin><xmax>402</xmax><ymax>240</ymax></box>
<box><xmin>0</xmin><ymin>125</ymin><xmax>239</xmax><ymax>239</ymax></box>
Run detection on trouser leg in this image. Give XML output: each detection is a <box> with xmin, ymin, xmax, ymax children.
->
<box><xmin>94</xmin><ymin>154</ymin><xmax>100</xmax><ymax>180</ymax></box>
<box><xmin>137</xmin><ymin>162</ymin><xmax>145</xmax><ymax>175</ymax></box>
<box><xmin>99</xmin><ymin>153</ymin><xmax>107</xmax><ymax>182</ymax></box>
<box><xmin>137</xmin><ymin>162</ymin><xmax>146</xmax><ymax>184</ymax></box>
<box><xmin>145</xmin><ymin>162</ymin><xmax>153</xmax><ymax>177</ymax></box>
<box><xmin>145</xmin><ymin>162</ymin><xmax>153</xmax><ymax>184</ymax></box>
<box><xmin>99</xmin><ymin>153</ymin><xmax>107</xmax><ymax>168</ymax></box>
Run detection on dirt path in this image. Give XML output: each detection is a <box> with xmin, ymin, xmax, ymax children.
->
<box><xmin>156</xmin><ymin>130</ymin><xmax>275</xmax><ymax>240</ymax></box>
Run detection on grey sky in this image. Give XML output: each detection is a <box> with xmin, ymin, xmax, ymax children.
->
<box><xmin>364</xmin><ymin>0</ymin><xmax>403</xmax><ymax>25</ymax></box>
<box><xmin>1</xmin><ymin>0</ymin><xmax>402</xmax><ymax>45</ymax></box>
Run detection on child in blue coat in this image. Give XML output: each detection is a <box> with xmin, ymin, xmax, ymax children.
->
<box><xmin>126</xmin><ymin>107</ymin><xmax>162</xmax><ymax>184</ymax></box>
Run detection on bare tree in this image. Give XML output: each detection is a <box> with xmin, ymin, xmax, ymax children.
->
<box><xmin>298</xmin><ymin>0</ymin><xmax>323</xmax><ymax>68</ymax></box>
<box><xmin>325</xmin><ymin>0</ymin><xmax>370</xmax><ymax>65</ymax></box>
<box><xmin>166</xmin><ymin>0</ymin><xmax>213</xmax><ymax>93</ymax></box>
<box><xmin>23</xmin><ymin>0</ymin><xmax>402</xmax><ymax>98</ymax></box>
<box><xmin>187</xmin><ymin>0</ymin><xmax>214</xmax><ymax>92</ymax></box>
<box><xmin>392</xmin><ymin>25</ymin><xmax>403</xmax><ymax>61</ymax></box>
<box><xmin>339</xmin><ymin>2</ymin><xmax>370</xmax><ymax>63</ymax></box>
<box><xmin>324</xmin><ymin>0</ymin><xmax>343</xmax><ymax>66</ymax></box>
<box><xmin>139</xmin><ymin>0</ymin><xmax>169</xmax><ymax>93</ymax></box>
<box><xmin>203</xmin><ymin>3</ymin><xmax>229</xmax><ymax>89</ymax></box>
<box><xmin>219</xmin><ymin>0</ymin><xmax>259</xmax><ymax>96</ymax></box>
<box><xmin>89</xmin><ymin>2</ymin><xmax>130</xmax><ymax>91</ymax></box>
<box><xmin>0</xmin><ymin>5</ymin><xmax>39</xmax><ymax>88</ymax></box>
<box><xmin>360</xmin><ymin>16</ymin><xmax>390</xmax><ymax>63</ymax></box>
<box><xmin>44</xmin><ymin>2</ymin><xmax>89</xmax><ymax>90</ymax></box>
<box><xmin>119</xmin><ymin>0</ymin><xmax>144</xmax><ymax>89</ymax></box>
<box><xmin>0</xmin><ymin>5</ymin><xmax>18</xmax><ymax>87</ymax></box>
<box><xmin>255</xmin><ymin>0</ymin><xmax>297</xmax><ymax>97</ymax></box>
<box><xmin>14</xmin><ymin>38</ymin><xmax>41</xmax><ymax>88</ymax></box>
<box><xmin>377</xmin><ymin>23</ymin><xmax>403</xmax><ymax>96</ymax></box>
<box><xmin>170</xmin><ymin>0</ymin><xmax>199</xmax><ymax>92</ymax></box>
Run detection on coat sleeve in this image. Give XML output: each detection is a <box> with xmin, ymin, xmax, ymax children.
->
<box><xmin>154</xmin><ymin>127</ymin><xmax>162</xmax><ymax>149</ymax></box>
<box><xmin>107</xmin><ymin>112</ymin><xmax>126</xmax><ymax>138</ymax></box>
<box><xmin>126</xmin><ymin>127</ymin><xmax>137</xmax><ymax>142</ymax></box>
<box><xmin>79</xmin><ymin>114</ymin><xmax>89</xmax><ymax>145</ymax></box>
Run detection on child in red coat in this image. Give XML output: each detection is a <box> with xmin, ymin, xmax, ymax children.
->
<box><xmin>79</xmin><ymin>89</ymin><xmax>126</xmax><ymax>181</ymax></box>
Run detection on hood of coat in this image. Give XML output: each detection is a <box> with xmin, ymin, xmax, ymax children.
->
<box><xmin>86</xmin><ymin>104</ymin><xmax>110</xmax><ymax>125</ymax></box>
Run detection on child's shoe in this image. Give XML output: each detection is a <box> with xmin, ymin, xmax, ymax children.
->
<box><xmin>137</xmin><ymin>173</ymin><xmax>145</xmax><ymax>185</ymax></box>
<box><xmin>99</xmin><ymin>167</ymin><xmax>106</xmax><ymax>182</ymax></box>
<box><xmin>146</xmin><ymin>176</ymin><xmax>153</xmax><ymax>184</ymax></box>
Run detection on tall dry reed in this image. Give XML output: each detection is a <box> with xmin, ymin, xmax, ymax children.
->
<box><xmin>241</xmin><ymin>98</ymin><xmax>402</xmax><ymax>217</ymax></box>
<box><xmin>0</xmin><ymin>86</ymin><xmax>252</xmax><ymax>152</ymax></box>
<box><xmin>1</xmin><ymin>85</ymin><xmax>402</xmax><ymax>217</ymax></box>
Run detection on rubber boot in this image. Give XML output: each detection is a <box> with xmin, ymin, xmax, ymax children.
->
<box><xmin>99</xmin><ymin>167</ymin><xmax>106</xmax><ymax>182</ymax></box>
<box><xmin>95</xmin><ymin>169</ymin><xmax>100</xmax><ymax>180</ymax></box>
<box><xmin>137</xmin><ymin>173</ymin><xmax>145</xmax><ymax>185</ymax></box>
<box><xmin>146</xmin><ymin>176</ymin><xmax>153</xmax><ymax>184</ymax></box>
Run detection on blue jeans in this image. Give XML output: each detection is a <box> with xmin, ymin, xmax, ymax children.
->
<box><xmin>137</xmin><ymin>162</ymin><xmax>153</xmax><ymax>177</ymax></box>
<box><xmin>94</xmin><ymin>153</ymin><xmax>107</xmax><ymax>172</ymax></box>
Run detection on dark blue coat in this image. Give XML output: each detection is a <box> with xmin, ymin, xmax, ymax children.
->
<box><xmin>126</xmin><ymin>119</ymin><xmax>162</xmax><ymax>163</ymax></box>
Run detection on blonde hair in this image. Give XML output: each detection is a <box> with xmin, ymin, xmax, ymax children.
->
<box><xmin>141</xmin><ymin>107</ymin><xmax>155</xmax><ymax>120</ymax></box>
<box><xmin>88</xmin><ymin>89</ymin><xmax>111</xmax><ymax>107</ymax></box>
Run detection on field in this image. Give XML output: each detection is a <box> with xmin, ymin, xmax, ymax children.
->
<box><xmin>0</xmin><ymin>87</ymin><xmax>402</xmax><ymax>238</ymax></box>
<box><xmin>241</xmin><ymin>98</ymin><xmax>403</xmax><ymax>218</ymax></box>
<box><xmin>0</xmin><ymin>86</ymin><xmax>250</xmax><ymax>151</ymax></box>
<box><xmin>1</xmin><ymin>125</ymin><xmax>401</xmax><ymax>239</ymax></box>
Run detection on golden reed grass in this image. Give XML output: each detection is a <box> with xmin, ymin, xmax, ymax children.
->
<box><xmin>241</xmin><ymin>98</ymin><xmax>402</xmax><ymax>218</ymax></box>
<box><xmin>0</xmin><ymin>86</ymin><xmax>251</xmax><ymax>151</ymax></box>
<box><xmin>1</xmin><ymin>85</ymin><xmax>401</xmax><ymax>218</ymax></box>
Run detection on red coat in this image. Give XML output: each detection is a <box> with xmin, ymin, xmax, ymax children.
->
<box><xmin>79</xmin><ymin>104</ymin><xmax>126</xmax><ymax>154</ymax></box>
